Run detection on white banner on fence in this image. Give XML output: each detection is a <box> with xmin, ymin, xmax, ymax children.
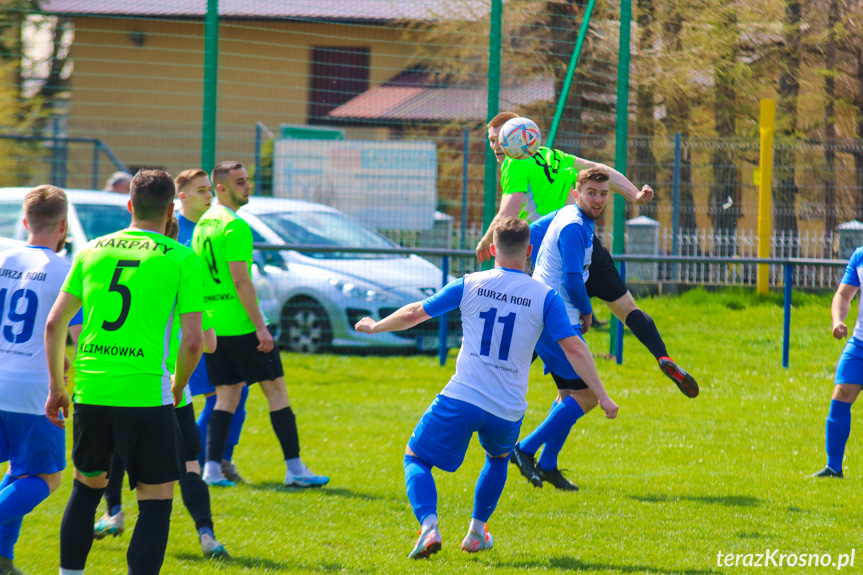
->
<box><xmin>273</xmin><ymin>139</ymin><xmax>437</xmax><ymax>231</ymax></box>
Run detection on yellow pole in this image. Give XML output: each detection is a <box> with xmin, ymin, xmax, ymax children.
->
<box><xmin>757</xmin><ymin>99</ymin><xmax>775</xmax><ymax>295</ymax></box>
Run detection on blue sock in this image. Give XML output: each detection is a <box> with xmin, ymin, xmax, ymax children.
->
<box><xmin>198</xmin><ymin>526</ymin><xmax>215</xmax><ymax>540</ymax></box>
<box><xmin>225</xmin><ymin>386</ymin><xmax>249</xmax><ymax>461</ymax></box>
<box><xmin>826</xmin><ymin>399</ymin><xmax>853</xmax><ymax>473</ymax></box>
<box><xmin>0</xmin><ymin>476</ymin><xmax>50</xmax><ymax>526</ymax></box>
<box><xmin>0</xmin><ymin>517</ymin><xmax>22</xmax><ymax>559</ymax></box>
<box><xmin>472</xmin><ymin>455</ymin><xmax>509</xmax><ymax>523</ymax></box>
<box><xmin>537</xmin><ymin>399</ymin><xmax>569</xmax><ymax>471</ymax></box>
<box><xmin>197</xmin><ymin>395</ymin><xmax>217</xmax><ymax>466</ymax></box>
<box><xmin>404</xmin><ymin>455</ymin><xmax>437</xmax><ymax>524</ymax></box>
<box><xmin>519</xmin><ymin>396</ymin><xmax>585</xmax><ymax>455</ymax></box>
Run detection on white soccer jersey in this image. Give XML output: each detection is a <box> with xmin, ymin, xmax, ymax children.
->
<box><xmin>532</xmin><ymin>205</ymin><xmax>594</xmax><ymax>325</ymax></box>
<box><xmin>425</xmin><ymin>267</ymin><xmax>574</xmax><ymax>422</ymax></box>
<box><xmin>0</xmin><ymin>246</ymin><xmax>71</xmax><ymax>415</ymax></box>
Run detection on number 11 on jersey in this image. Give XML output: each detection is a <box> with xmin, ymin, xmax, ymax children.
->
<box><xmin>479</xmin><ymin>307</ymin><xmax>517</xmax><ymax>361</ymax></box>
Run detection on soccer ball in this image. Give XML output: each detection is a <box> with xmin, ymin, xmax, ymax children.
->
<box><xmin>499</xmin><ymin>117</ymin><xmax>541</xmax><ymax>160</ymax></box>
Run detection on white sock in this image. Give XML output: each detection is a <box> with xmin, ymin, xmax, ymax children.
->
<box><xmin>286</xmin><ymin>457</ymin><xmax>305</xmax><ymax>476</ymax></box>
<box><xmin>60</xmin><ymin>569</ymin><xmax>85</xmax><ymax>575</ymax></box>
<box><xmin>469</xmin><ymin>518</ymin><xmax>485</xmax><ymax>534</ymax></box>
<box><xmin>203</xmin><ymin>461</ymin><xmax>222</xmax><ymax>479</ymax></box>
<box><xmin>421</xmin><ymin>514</ymin><xmax>437</xmax><ymax>531</ymax></box>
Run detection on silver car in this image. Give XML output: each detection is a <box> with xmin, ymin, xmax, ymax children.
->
<box><xmin>238</xmin><ymin>197</ymin><xmax>461</xmax><ymax>353</ymax></box>
<box><xmin>0</xmin><ymin>188</ymin><xmax>280</xmax><ymax>328</ymax></box>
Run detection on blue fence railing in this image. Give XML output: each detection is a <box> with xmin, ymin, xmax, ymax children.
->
<box><xmin>253</xmin><ymin>243</ymin><xmax>847</xmax><ymax>369</ymax></box>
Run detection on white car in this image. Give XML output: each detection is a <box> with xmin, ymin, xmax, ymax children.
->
<box><xmin>0</xmin><ymin>188</ymin><xmax>280</xmax><ymax>328</ymax></box>
<box><xmin>237</xmin><ymin>197</ymin><xmax>461</xmax><ymax>353</ymax></box>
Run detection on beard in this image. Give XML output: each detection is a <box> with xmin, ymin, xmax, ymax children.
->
<box><xmin>579</xmin><ymin>205</ymin><xmax>605</xmax><ymax>220</ymax></box>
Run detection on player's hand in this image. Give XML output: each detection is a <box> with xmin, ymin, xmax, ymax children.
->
<box><xmin>833</xmin><ymin>321</ymin><xmax>848</xmax><ymax>340</ymax></box>
<box><xmin>634</xmin><ymin>185</ymin><xmax>654</xmax><ymax>205</ymax></box>
<box><xmin>475</xmin><ymin>240</ymin><xmax>492</xmax><ymax>263</ymax></box>
<box><xmin>255</xmin><ymin>325</ymin><xmax>274</xmax><ymax>353</ymax></box>
<box><xmin>598</xmin><ymin>395</ymin><xmax>619</xmax><ymax>419</ymax></box>
<box><xmin>580</xmin><ymin>313</ymin><xmax>592</xmax><ymax>334</ymax></box>
<box><xmin>45</xmin><ymin>388</ymin><xmax>70</xmax><ymax>429</ymax></box>
<box><xmin>171</xmin><ymin>375</ymin><xmax>184</xmax><ymax>407</ymax></box>
<box><xmin>355</xmin><ymin>317</ymin><xmax>377</xmax><ymax>334</ymax></box>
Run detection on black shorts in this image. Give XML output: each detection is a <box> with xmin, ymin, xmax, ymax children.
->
<box><xmin>175</xmin><ymin>403</ymin><xmax>202</xmax><ymax>462</ymax></box>
<box><xmin>551</xmin><ymin>371</ymin><xmax>588</xmax><ymax>391</ymax></box>
<box><xmin>72</xmin><ymin>404</ymin><xmax>183</xmax><ymax>489</ymax></box>
<box><xmin>585</xmin><ymin>234</ymin><xmax>628</xmax><ymax>302</ymax></box>
<box><xmin>205</xmin><ymin>331</ymin><xmax>285</xmax><ymax>387</ymax></box>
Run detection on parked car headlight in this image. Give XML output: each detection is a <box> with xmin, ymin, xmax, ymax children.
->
<box><xmin>328</xmin><ymin>277</ymin><xmax>390</xmax><ymax>302</ymax></box>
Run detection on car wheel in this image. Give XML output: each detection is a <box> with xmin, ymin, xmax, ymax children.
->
<box><xmin>280</xmin><ymin>300</ymin><xmax>332</xmax><ymax>354</ymax></box>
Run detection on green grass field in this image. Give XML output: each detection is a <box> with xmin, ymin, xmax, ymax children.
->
<box><xmin>11</xmin><ymin>288</ymin><xmax>863</xmax><ymax>574</ymax></box>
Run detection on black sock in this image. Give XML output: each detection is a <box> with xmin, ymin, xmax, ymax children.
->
<box><xmin>60</xmin><ymin>479</ymin><xmax>105</xmax><ymax>570</ymax></box>
<box><xmin>127</xmin><ymin>499</ymin><xmax>172</xmax><ymax>575</ymax></box>
<box><xmin>104</xmin><ymin>452</ymin><xmax>125</xmax><ymax>511</ymax></box>
<box><xmin>625</xmin><ymin>310</ymin><xmax>669</xmax><ymax>360</ymax></box>
<box><xmin>270</xmin><ymin>407</ymin><xmax>300</xmax><ymax>460</ymax></box>
<box><xmin>179</xmin><ymin>471</ymin><xmax>213</xmax><ymax>532</ymax></box>
<box><xmin>206</xmin><ymin>409</ymin><xmax>233</xmax><ymax>463</ymax></box>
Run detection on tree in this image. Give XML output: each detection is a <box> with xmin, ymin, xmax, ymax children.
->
<box><xmin>633</xmin><ymin>0</ymin><xmax>659</xmax><ymax>219</ymax></box>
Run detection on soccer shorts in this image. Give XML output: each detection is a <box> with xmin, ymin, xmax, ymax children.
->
<box><xmin>175</xmin><ymin>403</ymin><xmax>203</xmax><ymax>462</ymax></box>
<box><xmin>835</xmin><ymin>339</ymin><xmax>863</xmax><ymax>385</ymax></box>
<box><xmin>408</xmin><ymin>395</ymin><xmax>522</xmax><ymax>473</ymax></box>
<box><xmin>535</xmin><ymin>325</ymin><xmax>586</xmax><ymax>383</ymax></box>
<box><xmin>585</xmin><ymin>234</ymin><xmax>628</xmax><ymax>302</ymax></box>
<box><xmin>0</xmin><ymin>410</ymin><xmax>66</xmax><ymax>477</ymax></box>
<box><xmin>188</xmin><ymin>357</ymin><xmax>215</xmax><ymax>396</ymax></box>
<box><xmin>72</xmin><ymin>404</ymin><xmax>183</xmax><ymax>488</ymax></box>
<box><xmin>205</xmin><ymin>331</ymin><xmax>284</xmax><ymax>387</ymax></box>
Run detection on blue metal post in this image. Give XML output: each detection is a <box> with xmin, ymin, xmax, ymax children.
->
<box><xmin>461</xmin><ymin>128</ymin><xmax>469</xmax><ymax>250</ymax></box>
<box><xmin>92</xmin><ymin>142</ymin><xmax>100</xmax><ymax>190</ymax></box>
<box><xmin>783</xmin><ymin>263</ymin><xmax>792</xmax><ymax>368</ymax></box>
<box><xmin>671</xmin><ymin>133</ymin><xmax>681</xmax><ymax>279</ymax></box>
<box><xmin>439</xmin><ymin>256</ymin><xmax>450</xmax><ymax>366</ymax></box>
<box><xmin>616</xmin><ymin>261</ymin><xmax>625</xmax><ymax>364</ymax></box>
<box><xmin>254</xmin><ymin>122</ymin><xmax>262</xmax><ymax>193</ymax></box>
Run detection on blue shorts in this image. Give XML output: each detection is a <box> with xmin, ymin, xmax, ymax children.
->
<box><xmin>535</xmin><ymin>326</ymin><xmax>584</xmax><ymax>381</ymax></box>
<box><xmin>835</xmin><ymin>340</ymin><xmax>863</xmax><ymax>385</ymax></box>
<box><xmin>0</xmin><ymin>410</ymin><xmax>66</xmax><ymax>476</ymax></box>
<box><xmin>188</xmin><ymin>357</ymin><xmax>215</xmax><ymax>396</ymax></box>
<box><xmin>408</xmin><ymin>395</ymin><xmax>522</xmax><ymax>473</ymax></box>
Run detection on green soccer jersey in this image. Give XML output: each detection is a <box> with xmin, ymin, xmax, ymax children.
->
<box><xmin>62</xmin><ymin>229</ymin><xmax>204</xmax><ymax>408</ymax></box>
<box><xmin>191</xmin><ymin>205</ymin><xmax>256</xmax><ymax>336</ymax></box>
<box><xmin>501</xmin><ymin>147</ymin><xmax>579</xmax><ymax>222</ymax></box>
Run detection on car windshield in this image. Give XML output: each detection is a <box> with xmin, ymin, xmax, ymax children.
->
<box><xmin>75</xmin><ymin>203</ymin><xmax>132</xmax><ymax>240</ymax></box>
<box><xmin>256</xmin><ymin>210</ymin><xmax>400</xmax><ymax>260</ymax></box>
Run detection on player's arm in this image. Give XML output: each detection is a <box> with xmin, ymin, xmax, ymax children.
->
<box><xmin>45</xmin><ymin>291</ymin><xmax>83</xmax><ymax>428</ymax></box>
<box><xmin>229</xmin><ymin>261</ymin><xmax>272</xmax><ymax>351</ymax></box>
<box><xmin>833</xmin><ymin>253</ymin><xmax>863</xmax><ymax>340</ymax></box>
<box><xmin>356</xmin><ymin>301</ymin><xmax>430</xmax><ymax>334</ymax></box>
<box><xmin>831</xmin><ymin>284</ymin><xmax>858</xmax><ymax>340</ymax></box>
<box><xmin>356</xmin><ymin>277</ymin><xmax>464</xmax><ymax>334</ymax></box>
<box><xmin>476</xmin><ymin>193</ymin><xmax>525</xmax><ymax>263</ymax></box>
<box><xmin>558</xmin><ymin>335</ymin><xmax>617</xmax><ymax>419</ymax></box>
<box><xmin>203</xmin><ymin>326</ymin><xmax>217</xmax><ymax>354</ymax></box>
<box><xmin>558</xmin><ymin>224</ymin><xmax>593</xmax><ymax>333</ymax></box>
<box><xmin>569</xmin><ymin>156</ymin><xmax>653</xmax><ymax>205</ymax></box>
<box><xmin>174</xmin><ymin>311</ymin><xmax>205</xmax><ymax>406</ymax></box>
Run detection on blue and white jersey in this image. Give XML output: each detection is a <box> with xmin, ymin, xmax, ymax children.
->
<box><xmin>841</xmin><ymin>247</ymin><xmax>863</xmax><ymax>345</ymax></box>
<box><xmin>532</xmin><ymin>205</ymin><xmax>594</xmax><ymax>325</ymax></box>
<box><xmin>0</xmin><ymin>246</ymin><xmax>72</xmax><ymax>415</ymax></box>
<box><xmin>422</xmin><ymin>267</ymin><xmax>575</xmax><ymax>421</ymax></box>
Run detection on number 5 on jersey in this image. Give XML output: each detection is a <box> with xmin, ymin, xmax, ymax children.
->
<box><xmin>103</xmin><ymin>260</ymin><xmax>140</xmax><ymax>331</ymax></box>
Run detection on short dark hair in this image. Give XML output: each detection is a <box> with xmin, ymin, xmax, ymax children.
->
<box><xmin>174</xmin><ymin>168</ymin><xmax>208</xmax><ymax>193</ymax></box>
<box><xmin>211</xmin><ymin>161</ymin><xmax>244</xmax><ymax>186</ymax></box>
<box><xmin>487</xmin><ymin>112</ymin><xmax>519</xmax><ymax>130</ymax></box>
<box><xmin>493</xmin><ymin>217</ymin><xmax>530</xmax><ymax>257</ymax></box>
<box><xmin>130</xmin><ymin>170</ymin><xmax>175</xmax><ymax>221</ymax></box>
<box><xmin>576</xmin><ymin>167</ymin><xmax>610</xmax><ymax>186</ymax></box>
<box><xmin>23</xmin><ymin>185</ymin><xmax>67</xmax><ymax>234</ymax></box>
